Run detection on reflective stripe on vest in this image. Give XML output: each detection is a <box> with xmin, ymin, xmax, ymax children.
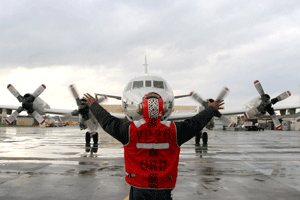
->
<box><xmin>136</xmin><ymin>143</ymin><xmax>170</xmax><ymax>149</ymax></box>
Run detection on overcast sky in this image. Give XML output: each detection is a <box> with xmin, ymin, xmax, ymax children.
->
<box><xmin>0</xmin><ymin>0</ymin><xmax>299</xmax><ymax>112</ymax></box>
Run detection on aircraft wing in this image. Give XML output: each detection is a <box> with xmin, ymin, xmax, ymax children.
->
<box><xmin>167</xmin><ymin>112</ymin><xmax>197</xmax><ymax>121</ymax></box>
<box><xmin>167</xmin><ymin>104</ymin><xmax>300</xmax><ymax>121</ymax></box>
<box><xmin>44</xmin><ymin>108</ymin><xmax>127</xmax><ymax>119</ymax></box>
<box><xmin>220</xmin><ymin>105</ymin><xmax>300</xmax><ymax>116</ymax></box>
<box><xmin>174</xmin><ymin>94</ymin><xmax>191</xmax><ymax>99</ymax></box>
<box><xmin>43</xmin><ymin>108</ymin><xmax>74</xmax><ymax>115</ymax></box>
<box><xmin>0</xmin><ymin>105</ymin><xmax>21</xmax><ymax>111</ymax></box>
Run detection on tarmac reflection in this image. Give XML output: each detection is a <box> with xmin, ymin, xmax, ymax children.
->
<box><xmin>195</xmin><ymin>144</ymin><xmax>208</xmax><ymax>158</ymax></box>
<box><xmin>85</xmin><ymin>143</ymin><xmax>99</xmax><ymax>153</ymax></box>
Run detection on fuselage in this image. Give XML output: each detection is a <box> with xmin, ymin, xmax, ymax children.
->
<box><xmin>121</xmin><ymin>73</ymin><xmax>174</xmax><ymax>121</ymax></box>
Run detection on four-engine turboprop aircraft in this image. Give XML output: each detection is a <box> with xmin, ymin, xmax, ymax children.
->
<box><xmin>1</xmin><ymin>58</ymin><xmax>300</xmax><ymax>144</ymax></box>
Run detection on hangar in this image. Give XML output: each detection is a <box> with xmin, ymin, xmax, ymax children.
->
<box><xmin>282</xmin><ymin>112</ymin><xmax>300</xmax><ymax>131</ymax></box>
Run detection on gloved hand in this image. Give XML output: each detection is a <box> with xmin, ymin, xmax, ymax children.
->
<box><xmin>207</xmin><ymin>99</ymin><xmax>224</xmax><ymax>110</ymax></box>
<box><xmin>82</xmin><ymin>93</ymin><xmax>98</xmax><ymax>107</ymax></box>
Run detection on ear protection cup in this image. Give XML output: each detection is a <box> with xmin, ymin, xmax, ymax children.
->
<box><xmin>136</xmin><ymin>103</ymin><xmax>143</xmax><ymax>115</ymax></box>
<box><xmin>163</xmin><ymin>104</ymin><xmax>168</xmax><ymax>115</ymax></box>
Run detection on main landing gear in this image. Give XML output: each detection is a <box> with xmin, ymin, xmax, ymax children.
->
<box><xmin>85</xmin><ymin>132</ymin><xmax>98</xmax><ymax>153</ymax></box>
<box><xmin>195</xmin><ymin>131</ymin><xmax>208</xmax><ymax>145</ymax></box>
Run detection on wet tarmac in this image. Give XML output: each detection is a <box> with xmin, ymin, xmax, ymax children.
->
<box><xmin>1</xmin><ymin>126</ymin><xmax>300</xmax><ymax>199</ymax></box>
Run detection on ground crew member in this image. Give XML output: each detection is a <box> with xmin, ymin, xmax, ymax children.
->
<box><xmin>82</xmin><ymin>92</ymin><xmax>224</xmax><ymax>200</ymax></box>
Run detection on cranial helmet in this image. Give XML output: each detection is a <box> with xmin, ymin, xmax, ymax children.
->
<box><xmin>137</xmin><ymin>92</ymin><xmax>165</xmax><ymax>120</ymax></box>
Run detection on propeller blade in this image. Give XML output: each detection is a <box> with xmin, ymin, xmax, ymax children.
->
<box><xmin>7</xmin><ymin>84</ymin><xmax>23</xmax><ymax>102</ymax></box>
<box><xmin>271</xmin><ymin>114</ymin><xmax>282</xmax><ymax>130</ymax></box>
<box><xmin>95</xmin><ymin>95</ymin><xmax>107</xmax><ymax>103</ymax></box>
<box><xmin>191</xmin><ymin>92</ymin><xmax>208</xmax><ymax>108</ymax></box>
<box><xmin>265</xmin><ymin>106</ymin><xmax>282</xmax><ymax>130</ymax></box>
<box><xmin>5</xmin><ymin>107</ymin><xmax>24</xmax><ymax>125</ymax></box>
<box><xmin>254</xmin><ymin>80</ymin><xmax>265</xmax><ymax>96</ymax></box>
<box><xmin>32</xmin><ymin>84</ymin><xmax>46</xmax><ymax>98</ymax></box>
<box><xmin>216</xmin><ymin>87</ymin><xmax>230</xmax><ymax>100</ymax></box>
<box><xmin>271</xmin><ymin>91</ymin><xmax>291</xmax><ymax>105</ymax></box>
<box><xmin>70</xmin><ymin>85</ymin><xmax>81</xmax><ymax>106</ymax></box>
<box><xmin>219</xmin><ymin>115</ymin><xmax>234</xmax><ymax>128</ymax></box>
<box><xmin>244</xmin><ymin>107</ymin><xmax>260</xmax><ymax>118</ymax></box>
<box><xmin>32</xmin><ymin>110</ymin><xmax>46</xmax><ymax>125</ymax></box>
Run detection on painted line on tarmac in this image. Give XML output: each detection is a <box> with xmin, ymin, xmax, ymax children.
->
<box><xmin>124</xmin><ymin>195</ymin><xmax>129</xmax><ymax>200</ymax></box>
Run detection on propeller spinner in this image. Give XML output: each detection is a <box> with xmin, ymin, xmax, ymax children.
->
<box><xmin>6</xmin><ymin>84</ymin><xmax>46</xmax><ymax>125</ymax></box>
<box><xmin>191</xmin><ymin>87</ymin><xmax>234</xmax><ymax>128</ymax></box>
<box><xmin>244</xmin><ymin>80</ymin><xmax>291</xmax><ymax>130</ymax></box>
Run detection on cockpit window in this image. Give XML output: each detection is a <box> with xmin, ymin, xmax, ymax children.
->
<box><xmin>126</xmin><ymin>82</ymin><xmax>132</xmax><ymax>91</ymax></box>
<box><xmin>153</xmin><ymin>81</ymin><xmax>164</xmax><ymax>89</ymax></box>
<box><xmin>145</xmin><ymin>80</ymin><xmax>151</xmax><ymax>87</ymax></box>
<box><xmin>133</xmin><ymin>81</ymin><xmax>143</xmax><ymax>89</ymax></box>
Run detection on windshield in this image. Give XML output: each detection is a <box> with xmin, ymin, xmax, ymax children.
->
<box><xmin>145</xmin><ymin>80</ymin><xmax>151</xmax><ymax>87</ymax></box>
<box><xmin>133</xmin><ymin>81</ymin><xmax>143</xmax><ymax>89</ymax></box>
<box><xmin>153</xmin><ymin>81</ymin><xmax>164</xmax><ymax>89</ymax></box>
<box><xmin>126</xmin><ymin>82</ymin><xmax>132</xmax><ymax>91</ymax></box>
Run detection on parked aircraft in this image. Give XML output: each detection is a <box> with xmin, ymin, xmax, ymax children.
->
<box><xmin>1</xmin><ymin>58</ymin><xmax>300</xmax><ymax>144</ymax></box>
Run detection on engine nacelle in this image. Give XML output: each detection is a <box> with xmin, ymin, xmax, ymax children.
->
<box><xmin>242</xmin><ymin>96</ymin><xmax>264</xmax><ymax>117</ymax></box>
<box><xmin>32</xmin><ymin>96</ymin><xmax>50</xmax><ymax>115</ymax></box>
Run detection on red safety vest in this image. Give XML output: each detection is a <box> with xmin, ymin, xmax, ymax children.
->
<box><xmin>124</xmin><ymin>119</ymin><xmax>180</xmax><ymax>189</ymax></box>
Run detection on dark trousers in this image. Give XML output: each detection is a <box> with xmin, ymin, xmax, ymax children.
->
<box><xmin>129</xmin><ymin>186</ymin><xmax>173</xmax><ymax>200</ymax></box>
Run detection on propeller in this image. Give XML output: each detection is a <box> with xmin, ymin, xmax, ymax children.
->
<box><xmin>6</xmin><ymin>84</ymin><xmax>46</xmax><ymax>125</ymax></box>
<box><xmin>190</xmin><ymin>87</ymin><xmax>234</xmax><ymax>128</ymax></box>
<box><xmin>67</xmin><ymin>85</ymin><xmax>106</xmax><ymax>131</ymax></box>
<box><xmin>244</xmin><ymin>80</ymin><xmax>291</xmax><ymax>130</ymax></box>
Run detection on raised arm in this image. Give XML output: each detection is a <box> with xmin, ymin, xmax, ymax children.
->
<box><xmin>175</xmin><ymin>99</ymin><xmax>224</xmax><ymax>146</ymax></box>
<box><xmin>82</xmin><ymin>93</ymin><xmax>130</xmax><ymax>145</ymax></box>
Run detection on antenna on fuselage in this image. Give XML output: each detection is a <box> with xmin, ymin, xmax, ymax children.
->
<box><xmin>143</xmin><ymin>55</ymin><xmax>148</xmax><ymax>73</ymax></box>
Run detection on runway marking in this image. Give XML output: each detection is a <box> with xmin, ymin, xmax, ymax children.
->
<box><xmin>124</xmin><ymin>195</ymin><xmax>129</xmax><ymax>200</ymax></box>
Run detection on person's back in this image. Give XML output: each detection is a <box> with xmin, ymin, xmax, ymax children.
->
<box><xmin>83</xmin><ymin>92</ymin><xmax>223</xmax><ymax>200</ymax></box>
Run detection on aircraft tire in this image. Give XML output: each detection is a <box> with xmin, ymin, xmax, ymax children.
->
<box><xmin>195</xmin><ymin>132</ymin><xmax>201</xmax><ymax>145</ymax></box>
<box><xmin>93</xmin><ymin>133</ymin><xmax>98</xmax><ymax>144</ymax></box>
<box><xmin>85</xmin><ymin>143</ymin><xmax>90</xmax><ymax>152</ymax></box>
<box><xmin>93</xmin><ymin>144</ymin><xmax>98</xmax><ymax>153</ymax></box>
<box><xmin>85</xmin><ymin>132</ymin><xmax>91</xmax><ymax>144</ymax></box>
<box><xmin>202</xmin><ymin>132</ymin><xmax>208</xmax><ymax>144</ymax></box>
